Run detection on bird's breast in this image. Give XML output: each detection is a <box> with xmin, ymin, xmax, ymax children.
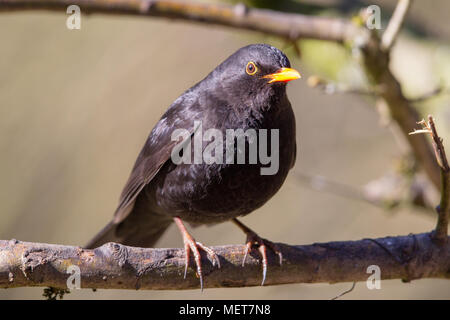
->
<box><xmin>149</xmin><ymin>99</ymin><xmax>296</xmax><ymax>224</ymax></box>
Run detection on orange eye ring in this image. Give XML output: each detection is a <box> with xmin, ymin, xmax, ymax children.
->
<box><xmin>245</xmin><ymin>61</ymin><xmax>258</xmax><ymax>75</ymax></box>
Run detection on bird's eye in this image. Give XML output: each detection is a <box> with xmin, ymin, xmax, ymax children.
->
<box><xmin>245</xmin><ymin>61</ymin><xmax>258</xmax><ymax>75</ymax></box>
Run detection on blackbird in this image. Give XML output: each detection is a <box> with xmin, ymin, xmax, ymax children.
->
<box><xmin>86</xmin><ymin>44</ymin><xmax>300</xmax><ymax>289</ymax></box>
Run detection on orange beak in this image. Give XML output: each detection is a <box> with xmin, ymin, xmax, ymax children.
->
<box><xmin>263</xmin><ymin>67</ymin><xmax>301</xmax><ymax>83</ymax></box>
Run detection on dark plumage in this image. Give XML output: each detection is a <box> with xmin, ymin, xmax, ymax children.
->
<box><xmin>86</xmin><ymin>44</ymin><xmax>300</xmax><ymax>288</ymax></box>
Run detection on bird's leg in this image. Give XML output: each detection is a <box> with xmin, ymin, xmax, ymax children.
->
<box><xmin>232</xmin><ymin>218</ymin><xmax>282</xmax><ymax>286</ymax></box>
<box><xmin>173</xmin><ymin>217</ymin><xmax>220</xmax><ymax>291</ymax></box>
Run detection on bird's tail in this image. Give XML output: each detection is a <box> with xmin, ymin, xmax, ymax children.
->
<box><xmin>84</xmin><ymin>216</ymin><xmax>172</xmax><ymax>249</ymax></box>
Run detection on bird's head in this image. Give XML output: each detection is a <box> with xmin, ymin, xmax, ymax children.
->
<box><xmin>207</xmin><ymin>44</ymin><xmax>301</xmax><ymax>106</ymax></box>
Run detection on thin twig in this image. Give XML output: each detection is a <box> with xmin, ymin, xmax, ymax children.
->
<box><xmin>381</xmin><ymin>0</ymin><xmax>412</xmax><ymax>51</ymax></box>
<box><xmin>408</xmin><ymin>86</ymin><xmax>449</xmax><ymax>103</ymax></box>
<box><xmin>296</xmin><ymin>172</ymin><xmax>435</xmax><ymax>214</ymax></box>
<box><xmin>410</xmin><ymin>116</ymin><xmax>450</xmax><ymax>243</ymax></box>
<box><xmin>296</xmin><ymin>173</ymin><xmax>383</xmax><ymax>207</ymax></box>
<box><xmin>331</xmin><ymin>282</ymin><xmax>356</xmax><ymax>300</ymax></box>
<box><xmin>307</xmin><ymin>75</ymin><xmax>379</xmax><ymax>97</ymax></box>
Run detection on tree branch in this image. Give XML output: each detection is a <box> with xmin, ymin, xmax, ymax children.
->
<box><xmin>1</xmin><ymin>234</ymin><xmax>449</xmax><ymax>290</ymax></box>
<box><xmin>0</xmin><ymin>0</ymin><xmax>364</xmax><ymax>42</ymax></box>
<box><xmin>359</xmin><ymin>0</ymin><xmax>440</xmax><ymax>189</ymax></box>
<box><xmin>358</xmin><ymin>36</ymin><xmax>440</xmax><ymax>189</ymax></box>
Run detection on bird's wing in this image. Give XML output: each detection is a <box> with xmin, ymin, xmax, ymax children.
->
<box><xmin>112</xmin><ymin>101</ymin><xmax>200</xmax><ymax>224</ymax></box>
<box><xmin>112</xmin><ymin>140</ymin><xmax>177</xmax><ymax>224</ymax></box>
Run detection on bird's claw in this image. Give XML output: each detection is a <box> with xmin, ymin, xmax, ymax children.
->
<box><xmin>182</xmin><ymin>233</ymin><xmax>220</xmax><ymax>291</ymax></box>
<box><xmin>242</xmin><ymin>231</ymin><xmax>282</xmax><ymax>286</ymax></box>
<box><xmin>196</xmin><ymin>242</ymin><xmax>221</xmax><ymax>269</ymax></box>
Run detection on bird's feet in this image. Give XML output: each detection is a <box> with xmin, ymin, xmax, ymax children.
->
<box><xmin>174</xmin><ymin>217</ymin><xmax>220</xmax><ymax>291</ymax></box>
<box><xmin>233</xmin><ymin>218</ymin><xmax>282</xmax><ymax>286</ymax></box>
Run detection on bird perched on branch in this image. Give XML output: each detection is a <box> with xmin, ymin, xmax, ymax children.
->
<box><xmin>86</xmin><ymin>44</ymin><xmax>300</xmax><ymax>289</ymax></box>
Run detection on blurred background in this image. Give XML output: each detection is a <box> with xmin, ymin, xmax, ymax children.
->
<box><xmin>0</xmin><ymin>0</ymin><xmax>449</xmax><ymax>299</ymax></box>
